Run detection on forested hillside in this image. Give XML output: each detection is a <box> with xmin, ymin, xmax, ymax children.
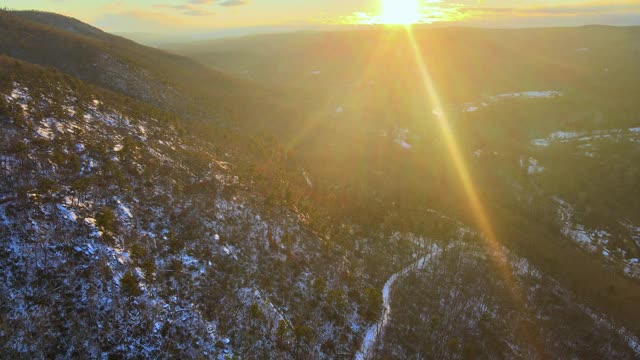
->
<box><xmin>0</xmin><ymin>58</ymin><xmax>390</xmax><ymax>358</ymax></box>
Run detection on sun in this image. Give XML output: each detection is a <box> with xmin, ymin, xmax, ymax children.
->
<box><xmin>379</xmin><ymin>0</ymin><xmax>421</xmax><ymax>25</ymax></box>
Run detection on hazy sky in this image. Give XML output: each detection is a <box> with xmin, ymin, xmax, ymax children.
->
<box><xmin>5</xmin><ymin>0</ymin><xmax>640</xmax><ymax>33</ymax></box>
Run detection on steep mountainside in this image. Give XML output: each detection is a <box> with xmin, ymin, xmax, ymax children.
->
<box><xmin>0</xmin><ymin>58</ymin><xmax>385</xmax><ymax>358</ymax></box>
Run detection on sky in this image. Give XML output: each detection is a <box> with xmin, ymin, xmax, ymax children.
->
<box><xmin>4</xmin><ymin>0</ymin><xmax>640</xmax><ymax>35</ymax></box>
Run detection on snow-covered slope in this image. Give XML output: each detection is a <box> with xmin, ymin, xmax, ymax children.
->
<box><xmin>0</xmin><ymin>75</ymin><xmax>373</xmax><ymax>358</ymax></box>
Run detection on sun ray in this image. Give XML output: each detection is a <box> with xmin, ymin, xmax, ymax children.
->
<box><xmin>401</xmin><ymin>24</ymin><xmax>544</xmax><ymax>355</ymax></box>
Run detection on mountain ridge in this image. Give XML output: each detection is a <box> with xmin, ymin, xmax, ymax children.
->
<box><xmin>0</xmin><ymin>9</ymin><xmax>297</xmax><ymax>132</ymax></box>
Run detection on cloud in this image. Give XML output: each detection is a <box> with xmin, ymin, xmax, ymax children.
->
<box><xmin>153</xmin><ymin>2</ymin><xmax>213</xmax><ymax>17</ymax></box>
<box><xmin>441</xmin><ymin>1</ymin><xmax>640</xmax><ymax>28</ymax></box>
<box><xmin>95</xmin><ymin>10</ymin><xmax>192</xmax><ymax>32</ymax></box>
<box><xmin>218</xmin><ymin>0</ymin><xmax>246</xmax><ymax>7</ymax></box>
<box><xmin>152</xmin><ymin>0</ymin><xmax>247</xmax><ymax>17</ymax></box>
<box><xmin>182</xmin><ymin>9</ymin><xmax>214</xmax><ymax>16</ymax></box>
<box><xmin>459</xmin><ymin>1</ymin><xmax>640</xmax><ymax>18</ymax></box>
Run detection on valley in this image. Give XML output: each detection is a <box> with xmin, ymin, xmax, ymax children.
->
<box><xmin>1</xmin><ymin>7</ymin><xmax>640</xmax><ymax>359</ymax></box>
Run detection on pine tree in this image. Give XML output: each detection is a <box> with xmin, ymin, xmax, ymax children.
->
<box><xmin>96</xmin><ymin>206</ymin><xmax>117</xmax><ymax>232</ymax></box>
<box><xmin>0</xmin><ymin>96</ymin><xmax>7</xmax><ymax>116</ymax></box>
<box><xmin>120</xmin><ymin>272</ymin><xmax>141</xmax><ymax>297</ymax></box>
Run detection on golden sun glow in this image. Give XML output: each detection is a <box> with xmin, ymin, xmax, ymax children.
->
<box><xmin>340</xmin><ymin>0</ymin><xmax>464</xmax><ymax>26</ymax></box>
<box><xmin>379</xmin><ymin>0</ymin><xmax>421</xmax><ymax>24</ymax></box>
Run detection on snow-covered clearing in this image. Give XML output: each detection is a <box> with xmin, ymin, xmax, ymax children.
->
<box><xmin>463</xmin><ymin>90</ymin><xmax>562</xmax><ymax>113</ymax></box>
<box><xmin>553</xmin><ymin>197</ymin><xmax>640</xmax><ymax>277</ymax></box>
<box><xmin>495</xmin><ymin>91</ymin><xmax>563</xmax><ymax>99</ymax></box>
<box><xmin>554</xmin><ymin>197</ymin><xmax>608</xmax><ymax>250</ymax></box>
<box><xmin>531</xmin><ymin>127</ymin><xmax>640</xmax><ymax>147</ymax></box>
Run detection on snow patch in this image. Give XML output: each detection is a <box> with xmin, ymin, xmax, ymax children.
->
<box><xmin>36</xmin><ymin>125</ymin><xmax>53</xmax><ymax>140</ymax></box>
<box><xmin>393</xmin><ymin>128</ymin><xmax>412</xmax><ymax>150</ymax></box>
<box><xmin>462</xmin><ymin>90</ymin><xmax>562</xmax><ymax>114</ymax></box>
<box><xmin>554</xmin><ymin>197</ymin><xmax>617</xmax><ymax>261</ymax></box>
<box><xmin>302</xmin><ymin>169</ymin><xmax>313</xmax><ymax>188</ymax></box>
<box><xmin>531</xmin><ymin>127</ymin><xmax>640</xmax><ymax>147</ymax></box>
<box><xmin>525</xmin><ymin>158</ymin><xmax>545</xmax><ymax>175</ymax></box>
<box><xmin>116</xmin><ymin>200</ymin><xmax>133</xmax><ymax>219</ymax></box>
<box><xmin>57</xmin><ymin>204</ymin><xmax>78</xmax><ymax>223</ymax></box>
<box><xmin>495</xmin><ymin>90</ymin><xmax>563</xmax><ymax>99</ymax></box>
